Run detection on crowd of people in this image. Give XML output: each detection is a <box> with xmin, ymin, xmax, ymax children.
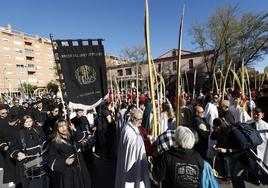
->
<box><xmin>0</xmin><ymin>85</ymin><xmax>267</xmax><ymax>188</ymax></box>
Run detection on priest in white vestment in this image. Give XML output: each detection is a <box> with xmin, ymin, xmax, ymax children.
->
<box><xmin>205</xmin><ymin>94</ymin><xmax>219</xmax><ymax>159</ymax></box>
<box><xmin>115</xmin><ymin>108</ymin><xmax>151</xmax><ymax>188</ymax></box>
<box><xmin>254</xmin><ymin>108</ymin><xmax>268</xmax><ymax>166</ymax></box>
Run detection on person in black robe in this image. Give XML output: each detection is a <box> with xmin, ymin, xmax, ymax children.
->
<box><xmin>9</xmin><ymin>99</ymin><xmax>22</xmax><ymax>117</ymax></box>
<box><xmin>48</xmin><ymin>119</ymin><xmax>93</xmax><ymax>188</ymax></box>
<box><xmin>95</xmin><ymin>101</ymin><xmax>116</xmax><ymax>160</ymax></box>
<box><xmin>0</xmin><ymin>115</ymin><xmax>20</xmax><ymax>184</ymax></box>
<box><xmin>31</xmin><ymin>101</ymin><xmax>49</xmax><ymax>127</ymax></box>
<box><xmin>0</xmin><ymin>104</ymin><xmax>10</xmax><ymax>168</ymax></box>
<box><xmin>71</xmin><ymin>109</ymin><xmax>94</xmax><ymax>168</ymax></box>
<box><xmin>43</xmin><ymin>106</ymin><xmax>62</xmax><ymax>137</ymax></box>
<box><xmin>9</xmin><ymin>115</ymin><xmax>49</xmax><ymax>188</ymax></box>
<box><xmin>18</xmin><ymin>101</ymin><xmax>32</xmax><ymax>118</ymax></box>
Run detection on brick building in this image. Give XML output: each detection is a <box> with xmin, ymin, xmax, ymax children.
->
<box><xmin>0</xmin><ymin>24</ymin><xmax>56</xmax><ymax>94</ymax></box>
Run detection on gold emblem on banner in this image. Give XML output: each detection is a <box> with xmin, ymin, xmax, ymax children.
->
<box><xmin>75</xmin><ymin>65</ymin><xmax>96</xmax><ymax>85</ymax></box>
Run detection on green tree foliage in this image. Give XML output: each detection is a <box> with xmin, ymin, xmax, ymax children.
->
<box><xmin>47</xmin><ymin>82</ymin><xmax>58</xmax><ymax>92</ymax></box>
<box><xmin>190</xmin><ymin>4</ymin><xmax>268</xmax><ymax>74</ymax></box>
<box><xmin>22</xmin><ymin>83</ymin><xmax>33</xmax><ymax>94</ymax></box>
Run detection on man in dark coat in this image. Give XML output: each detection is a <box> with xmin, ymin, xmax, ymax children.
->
<box><xmin>31</xmin><ymin>100</ymin><xmax>48</xmax><ymax>126</ymax></box>
<box><xmin>0</xmin><ymin>115</ymin><xmax>20</xmax><ymax>183</ymax></box>
<box><xmin>219</xmin><ymin>100</ymin><xmax>235</xmax><ymax>125</ymax></box>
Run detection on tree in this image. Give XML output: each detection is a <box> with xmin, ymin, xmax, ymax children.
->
<box><xmin>47</xmin><ymin>82</ymin><xmax>58</xmax><ymax>92</ymax></box>
<box><xmin>121</xmin><ymin>45</ymin><xmax>147</xmax><ymax>62</ymax></box>
<box><xmin>22</xmin><ymin>83</ymin><xmax>33</xmax><ymax>94</ymax></box>
<box><xmin>190</xmin><ymin>4</ymin><xmax>268</xmax><ymax>77</ymax></box>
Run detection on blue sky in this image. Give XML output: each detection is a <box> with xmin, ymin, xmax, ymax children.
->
<box><xmin>0</xmin><ymin>0</ymin><xmax>267</xmax><ymax>72</ymax></box>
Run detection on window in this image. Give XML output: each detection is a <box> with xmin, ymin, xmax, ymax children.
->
<box><xmin>158</xmin><ymin>64</ymin><xmax>162</xmax><ymax>72</ymax></box>
<box><xmin>125</xmin><ymin>68</ymin><xmax>132</xmax><ymax>75</ymax></box>
<box><xmin>25</xmin><ymin>48</ymin><xmax>34</xmax><ymax>53</ymax></box>
<box><xmin>26</xmin><ymin>56</ymin><xmax>34</xmax><ymax>61</ymax></box>
<box><xmin>15</xmin><ymin>49</ymin><xmax>23</xmax><ymax>53</ymax></box>
<box><xmin>117</xmin><ymin>69</ymin><xmax>123</xmax><ymax>76</ymax></box>
<box><xmin>25</xmin><ymin>41</ymin><xmax>32</xmax><ymax>46</ymax></box>
<box><xmin>16</xmin><ymin>64</ymin><xmax>24</xmax><ymax>68</ymax></box>
<box><xmin>172</xmin><ymin>50</ymin><xmax>176</xmax><ymax>57</ymax></box>
<box><xmin>28</xmin><ymin>71</ymin><xmax>35</xmax><ymax>75</ymax></box>
<box><xmin>14</xmin><ymin>41</ymin><xmax>23</xmax><ymax>45</ymax></box>
<box><xmin>15</xmin><ymin>56</ymin><xmax>24</xmax><ymax>60</ymax></box>
<box><xmin>28</xmin><ymin>64</ymin><xmax>35</xmax><ymax>68</ymax></box>
<box><xmin>189</xmin><ymin>59</ymin><xmax>193</xmax><ymax>69</ymax></box>
<box><xmin>173</xmin><ymin>61</ymin><xmax>177</xmax><ymax>70</ymax></box>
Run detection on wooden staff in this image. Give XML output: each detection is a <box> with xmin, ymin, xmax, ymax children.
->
<box><xmin>185</xmin><ymin>71</ymin><xmax>190</xmax><ymax>95</ymax></box>
<box><xmin>175</xmin><ymin>5</ymin><xmax>185</xmax><ymax>127</ymax></box>
<box><xmin>232</xmin><ymin>64</ymin><xmax>236</xmax><ymax>89</ymax></box>
<box><xmin>241</xmin><ymin>60</ymin><xmax>245</xmax><ymax>98</ymax></box>
<box><xmin>245</xmin><ymin>68</ymin><xmax>252</xmax><ymax>109</ymax></box>
<box><xmin>124</xmin><ymin>80</ymin><xmax>127</xmax><ymax>103</ymax></box>
<box><xmin>212</xmin><ymin>65</ymin><xmax>219</xmax><ymax>93</ymax></box>
<box><xmin>145</xmin><ymin>0</ymin><xmax>158</xmax><ymax>136</ymax></box>
<box><xmin>136</xmin><ymin>62</ymin><xmax>139</xmax><ymax>108</ymax></box>
<box><xmin>230</xmin><ymin>69</ymin><xmax>242</xmax><ymax>90</ymax></box>
<box><xmin>192</xmin><ymin>68</ymin><xmax>197</xmax><ymax>100</ymax></box>
<box><xmin>109</xmin><ymin>70</ymin><xmax>115</xmax><ymax>105</ymax></box>
<box><xmin>152</xmin><ymin>61</ymin><xmax>161</xmax><ymax>135</ymax></box>
<box><xmin>222</xmin><ymin>59</ymin><xmax>233</xmax><ymax>101</ymax></box>
<box><xmin>114</xmin><ymin>77</ymin><xmax>121</xmax><ymax>105</ymax></box>
<box><xmin>219</xmin><ymin>67</ymin><xmax>224</xmax><ymax>95</ymax></box>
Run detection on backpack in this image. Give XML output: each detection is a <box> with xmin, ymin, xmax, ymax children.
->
<box><xmin>234</xmin><ymin>122</ymin><xmax>263</xmax><ymax>149</ymax></box>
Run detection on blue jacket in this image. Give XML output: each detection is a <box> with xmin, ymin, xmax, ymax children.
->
<box><xmin>200</xmin><ymin>161</ymin><xmax>220</xmax><ymax>188</ymax></box>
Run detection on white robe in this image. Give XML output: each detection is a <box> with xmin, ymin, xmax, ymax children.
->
<box><xmin>205</xmin><ymin>102</ymin><xmax>218</xmax><ymax>158</ymax></box>
<box><xmin>229</xmin><ymin>105</ymin><xmax>252</xmax><ymax>123</ymax></box>
<box><xmin>115</xmin><ymin>121</ymin><xmax>151</xmax><ymax>188</ymax></box>
<box><xmin>256</xmin><ymin>119</ymin><xmax>268</xmax><ymax>166</ymax></box>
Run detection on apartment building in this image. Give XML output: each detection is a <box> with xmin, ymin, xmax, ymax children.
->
<box><xmin>0</xmin><ymin>24</ymin><xmax>56</xmax><ymax>93</ymax></box>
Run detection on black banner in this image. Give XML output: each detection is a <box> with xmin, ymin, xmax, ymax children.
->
<box><xmin>52</xmin><ymin>39</ymin><xmax>108</xmax><ymax>107</ymax></box>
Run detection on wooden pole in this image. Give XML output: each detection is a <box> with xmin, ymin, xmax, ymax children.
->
<box><xmin>136</xmin><ymin>63</ymin><xmax>139</xmax><ymax>108</ymax></box>
<box><xmin>192</xmin><ymin>68</ymin><xmax>197</xmax><ymax>100</ymax></box>
<box><xmin>222</xmin><ymin>59</ymin><xmax>233</xmax><ymax>101</ymax></box>
<box><xmin>109</xmin><ymin>70</ymin><xmax>114</xmax><ymax>105</ymax></box>
<box><xmin>175</xmin><ymin>5</ymin><xmax>185</xmax><ymax>128</ymax></box>
<box><xmin>241</xmin><ymin>60</ymin><xmax>245</xmax><ymax>98</ymax></box>
<box><xmin>185</xmin><ymin>71</ymin><xmax>190</xmax><ymax>95</ymax></box>
<box><xmin>145</xmin><ymin>0</ymin><xmax>158</xmax><ymax>136</ymax></box>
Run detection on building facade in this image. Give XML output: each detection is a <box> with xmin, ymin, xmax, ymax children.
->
<box><xmin>107</xmin><ymin>49</ymin><xmax>214</xmax><ymax>93</ymax></box>
<box><xmin>0</xmin><ymin>24</ymin><xmax>56</xmax><ymax>93</ymax></box>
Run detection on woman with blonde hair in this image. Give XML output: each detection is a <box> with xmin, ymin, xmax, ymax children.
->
<box><xmin>48</xmin><ymin>119</ymin><xmax>93</xmax><ymax>188</ymax></box>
